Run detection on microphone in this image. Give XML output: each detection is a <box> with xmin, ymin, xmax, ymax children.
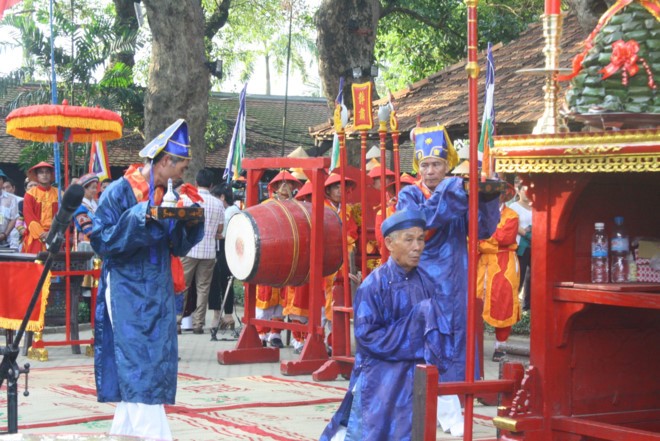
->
<box><xmin>45</xmin><ymin>184</ymin><xmax>85</xmax><ymax>252</ymax></box>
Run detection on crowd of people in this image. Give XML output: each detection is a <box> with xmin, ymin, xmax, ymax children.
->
<box><xmin>0</xmin><ymin>118</ymin><xmax>534</xmax><ymax>440</ymax></box>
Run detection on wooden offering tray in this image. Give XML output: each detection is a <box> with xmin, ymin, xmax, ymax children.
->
<box><xmin>462</xmin><ymin>178</ymin><xmax>508</xmax><ymax>196</ymax></box>
<box><xmin>149</xmin><ymin>206</ymin><xmax>204</xmax><ymax>221</ymax></box>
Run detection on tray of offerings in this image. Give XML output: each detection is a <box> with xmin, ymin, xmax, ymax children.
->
<box><xmin>149</xmin><ymin>206</ymin><xmax>204</xmax><ymax>222</ymax></box>
<box><xmin>462</xmin><ymin>178</ymin><xmax>509</xmax><ymax>196</ymax></box>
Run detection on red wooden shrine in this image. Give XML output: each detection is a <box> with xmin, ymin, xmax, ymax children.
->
<box><xmin>491</xmin><ymin>129</ymin><xmax>660</xmax><ymax>440</ymax></box>
<box><xmin>413</xmin><ymin>129</ymin><xmax>660</xmax><ymax>440</ymax></box>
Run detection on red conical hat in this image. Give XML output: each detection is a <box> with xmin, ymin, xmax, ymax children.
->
<box><xmin>268</xmin><ymin>170</ymin><xmax>302</xmax><ymax>193</ymax></box>
<box><xmin>324</xmin><ymin>172</ymin><xmax>356</xmax><ymax>190</ymax></box>
<box><xmin>367</xmin><ymin>165</ymin><xmax>396</xmax><ymax>179</ymax></box>
<box><xmin>295</xmin><ymin>180</ymin><xmax>312</xmax><ymax>200</ymax></box>
<box><xmin>27</xmin><ymin>161</ymin><xmax>55</xmax><ymax>182</ymax></box>
<box><xmin>387</xmin><ymin>172</ymin><xmax>418</xmax><ymax>188</ymax></box>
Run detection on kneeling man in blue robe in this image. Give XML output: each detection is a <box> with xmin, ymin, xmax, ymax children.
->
<box><xmin>320</xmin><ymin>209</ymin><xmax>453</xmax><ymax>441</ymax></box>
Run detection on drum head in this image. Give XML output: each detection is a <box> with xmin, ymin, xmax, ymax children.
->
<box><xmin>224</xmin><ymin>212</ymin><xmax>259</xmax><ymax>281</ymax></box>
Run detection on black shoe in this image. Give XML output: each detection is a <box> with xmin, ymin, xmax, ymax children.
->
<box><xmin>293</xmin><ymin>346</ymin><xmax>302</xmax><ymax>355</ymax></box>
<box><xmin>193</xmin><ymin>328</ymin><xmax>204</xmax><ymax>334</ymax></box>
<box><xmin>492</xmin><ymin>350</ymin><xmax>506</xmax><ymax>362</ymax></box>
<box><xmin>210</xmin><ymin>328</ymin><xmax>218</xmax><ymax>341</ymax></box>
<box><xmin>269</xmin><ymin>337</ymin><xmax>284</xmax><ymax>348</ymax></box>
<box><xmin>262</xmin><ymin>340</ymin><xmax>268</xmax><ymax>347</ymax></box>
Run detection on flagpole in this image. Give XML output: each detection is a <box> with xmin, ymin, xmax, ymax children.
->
<box><xmin>225</xmin><ymin>83</ymin><xmax>248</xmax><ymax>183</ymax></box>
<box><xmin>388</xmin><ymin>95</ymin><xmax>401</xmax><ymax>195</ymax></box>
<box><xmin>465</xmin><ymin>0</ymin><xmax>479</xmax><ymax>440</ymax></box>
<box><xmin>351</xmin><ymin>81</ymin><xmax>373</xmax><ymax>278</ymax></box>
<box><xmin>377</xmin><ymin>105</ymin><xmax>389</xmax><ymax>237</ymax></box>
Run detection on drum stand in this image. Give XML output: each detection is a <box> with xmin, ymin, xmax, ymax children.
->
<box><xmin>210</xmin><ymin>276</ymin><xmax>241</xmax><ymax>341</ymax></box>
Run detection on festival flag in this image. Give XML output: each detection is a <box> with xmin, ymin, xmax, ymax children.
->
<box><xmin>0</xmin><ymin>0</ymin><xmax>22</xmax><ymax>19</ymax></box>
<box><xmin>478</xmin><ymin>42</ymin><xmax>495</xmax><ymax>178</ymax></box>
<box><xmin>89</xmin><ymin>139</ymin><xmax>111</xmax><ymax>181</ymax></box>
<box><xmin>224</xmin><ymin>82</ymin><xmax>248</xmax><ymax>182</ymax></box>
<box><xmin>330</xmin><ymin>77</ymin><xmax>345</xmax><ymax>171</ymax></box>
<box><xmin>351</xmin><ymin>81</ymin><xmax>373</xmax><ymax>130</ymax></box>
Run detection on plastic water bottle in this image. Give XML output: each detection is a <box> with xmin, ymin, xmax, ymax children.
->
<box><xmin>591</xmin><ymin>222</ymin><xmax>608</xmax><ymax>283</ymax></box>
<box><xmin>162</xmin><ymin>178</ymin><xmax>177</xmax><ymax>207</ymax></box>
<box><xmin>610</xmin><ymin>216</ymin><xmax>629</xmax><ymax>283</ymax></box>
<box><xmin>626</xmin><ymin>252</ymin><xmax>637</xmax><ymax>282</ymax></box>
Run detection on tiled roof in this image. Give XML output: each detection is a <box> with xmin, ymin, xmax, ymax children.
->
<box><xmin>1</xmin><ymin>90</ymin><xmax>331</xmax><ymax>169</ymax></box>
<box><xmin>2</xmin><ymin>16</ymin><xmax>586</xmax><ymax>174</ymax></box>
<box><xmin>310</xmin><ymin>14</ymin><xmax>587</xmax><ymax>172</ymax></box>
<box><xmin>205</xmin><ymin>93</ymin><xmax>331</xmax><ymax>168</ymax></box>
<box><xmin>315</xmin><ymin>14</ymin><xmax>586</xmax><ymax>138</ymax></box>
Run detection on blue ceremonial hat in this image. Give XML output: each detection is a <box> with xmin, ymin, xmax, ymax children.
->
<box><xmin>139</xmin><ymin>119</ymin><xmax>191</xmax><ymax>160</ymax></box>
<box><xmin>381</xmin><ymin>210</ymin><xmax>426</xmax><ymax>238</ymax></box>
<box><xmin>0</xmin><ymin>168</ymin><xmax>7</xmax><ymax>180</ymax></box>
<box><xmin>413</xmin><ymin>125</ymin><xmax>458</xmax><ymax>172</ymax></box>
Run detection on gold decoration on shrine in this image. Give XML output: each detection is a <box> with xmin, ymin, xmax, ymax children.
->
<box><xmin>563</xmin><ymin>145</ymin><xmax>624</xmax><ymax>155</ymax></box>
<box><xmin>495</xmin><ymin>154</ymin><xmax>660</xmax><ymax>173</ymax></box>
<box><xmin>494</xmin><ymin>129</ymin><xmax>660</xmax><ymax>149</ymax></box>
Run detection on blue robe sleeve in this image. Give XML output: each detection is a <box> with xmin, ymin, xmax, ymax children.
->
<box><xmin>354</xmin><ymin>275</ymin><xmax>441</xmax><ymax>362</ymax></box>
<box><xmin>478</xmin><ymin>196</ymin><xmax>500</xmax><ymax>239</ymax></box>
<box><xmin>169</xmin><ymin>217</ymin><xmax>204</xmax><ymax>257</ymax></box>
<box><xmin>397</xmin><ymin>178</ymin><xmax>467</xmax><ymax>228</ymax></box>
<box><xmin>397</xmin><ymin>177</ymin><xmax>500</xmax><ymax>239</ymax></box>
<box><xmin>90</xmin><ymin>183</ymin><xmax>168</xmax><ymax>258</ymax></box>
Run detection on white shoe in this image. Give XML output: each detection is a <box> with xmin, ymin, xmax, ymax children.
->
<box><xmin>449</xmin><ymin>420</ymin><xmax>464</xmax><ymax>437</ymax></box>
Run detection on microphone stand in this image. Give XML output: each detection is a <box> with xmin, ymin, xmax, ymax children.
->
<box><xmin>0</xmin><ymin>230</ymin><xmax>66</xmax><ymax>434</ymax></box>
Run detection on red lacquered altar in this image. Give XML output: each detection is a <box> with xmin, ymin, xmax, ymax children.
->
<box><xmin>491</xmin><ymin>129</ymin><xmax>660</xmax><ymax>440</ymax></box>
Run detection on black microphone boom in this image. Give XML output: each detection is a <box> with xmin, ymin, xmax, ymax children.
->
<box><xmin>0</xmin><ymin>183</ymin><xmax>84</xmax><ymax>434</ymax></box>
<box><xmin>45</xmin><ymin>184</ymin><xmax>85</xmax><ymax>252</ymax></box>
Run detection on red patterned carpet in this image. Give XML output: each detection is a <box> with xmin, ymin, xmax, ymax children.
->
<box><xmin>0</xmin><ymin>365</ymin><xmax>497</xmax><ymax>440</ymax></box>
<box><xmin>0</xmin><ymin>365</ymin><xmax>345</xmax><ymax>440</ymax></box>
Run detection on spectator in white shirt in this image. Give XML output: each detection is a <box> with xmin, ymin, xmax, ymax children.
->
<box><xmin>179</xmin><ymin>169</ymin><xmax>225</xmax><ymax>334</ymax></box>
<box><xmin>0</xmin><ymin>169</ymin><xmax>18</xmax><ymax>249</ymax></box>
<box><xmin>208</xmin><ymin>183</ymin><xmax>241</xmax><ymax>336</ymax></box>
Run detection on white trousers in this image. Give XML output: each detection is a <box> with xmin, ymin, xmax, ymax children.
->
<box><xmin>437</xmin><ymin>394</ymin><xmax>464</xmax><ymax>437</ymax></box>
<box><xmin>105</xmin><ymin>274</ymin><xmax>173</xmax><ymax>441</ymax></box>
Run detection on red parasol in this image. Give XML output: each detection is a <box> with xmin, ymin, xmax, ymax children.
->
<box><xmin>5</xmin><ymin>99</ymin><xmax>123</xmax><ymax>143</ymax></box>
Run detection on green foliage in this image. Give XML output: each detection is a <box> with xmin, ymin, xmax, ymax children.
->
<box><xmin>209</xmin><ymin>0</ymin><xmax>316</xmax><ymax>93</ymax></box>
<box><xmin>233</xmin><ymin>279</ymin><xmax>244</xmax><ymax>307</ymax></box>
<box><xmin>512</xmin><ymin>310</ymin><xmax>531</xmax><ymax>335</ymax></box>
<box><xmin>18</xmin><ymin>142</ymin><xmax>53</xmax><ymax>172</ymax></box>
<box><xmin>205</xmin><ymin>101</ymin><xmax>229</xmax><ymax>151</ymax></box>
<box><xmin>483</xmin><ymin>310</ymin><xmax>531</xmax><ymax>336</ymax></box>
<box><xmin>0</xmin><ymin>0</ymin><xmax>144</xmax><ymax>126</ymax></box>
<box><xmin>78</xmin><ymin>299</ymin><xmax>91</xmax><ymax>324</ymax></box>
<box><xmin>376</xmin><ymin>0</ymin><xmax>545</xmax><ymax>92</ymax></box>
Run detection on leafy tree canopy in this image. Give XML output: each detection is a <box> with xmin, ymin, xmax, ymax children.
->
<box><xmin>208</xmin><ymin>0</ymin><xmax>317</xmax><ymax>94</ymax></box>
<box><xmin>375</xmin><ymin>0</ymin><xmax>545</xmax><ymax>92</ymax></box>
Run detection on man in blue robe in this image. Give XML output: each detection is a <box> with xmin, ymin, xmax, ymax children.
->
<box><xmin>396</xmin><ymin>125</ymin><xmax>500</xmax><ymax>435</ymax></box>
<box><xmin>321</xmin><ymin>209</ymin><xmax>453</xmax><ymax>441</ymax></box>
<box><xmin>90</xmin><ymin>119</ymin><xmax>204</xmax><ymax>440</ymax></box>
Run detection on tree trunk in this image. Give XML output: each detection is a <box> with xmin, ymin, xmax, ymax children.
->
<box><xmin>316</xmin><ymin>0</ymin><xmax>380</xmax><ymax>109</ymax></box>
<box><xmin>112</xmin><ymin>0</ymin><xmax>139</xmax><ymax>69</ymax></box>
<box><xmin>142</xmin><ymin>0</ymin><xmax>210</xmax><ymax>182</ymax></box>
<box><xmin>566</xmin><ymin>0</ymin><xmax>611</xmax><ymax>33</ymax></box>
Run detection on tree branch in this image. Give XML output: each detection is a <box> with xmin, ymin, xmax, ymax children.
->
<box><xmin>379</xmin><ymin>5</ymin><xmax>463</xmax><ymax>40</ymax></box>
<box><xmin>204</xmin><ymin>0</ymin><xmax>231</xmax><ymax>41</ymax></box>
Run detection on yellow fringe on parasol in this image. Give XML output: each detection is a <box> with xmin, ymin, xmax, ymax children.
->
<box><xmin>5</xmin><ymin>101</ymin><xmax>123</xmax><ymax>143</ymax></box>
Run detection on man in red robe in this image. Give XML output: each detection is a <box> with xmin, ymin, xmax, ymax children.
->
<box><xmin>255</xmin><ymin>170</ymin><xmax>302</xmax><ymax>348</ymax></box>
<box><xmin>22</xmin><ymin>162</ymin><xmax>58</xmax><ymax>254</ymax></box>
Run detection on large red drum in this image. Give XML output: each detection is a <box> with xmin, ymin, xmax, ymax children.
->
<box><xmin>224</xmin><ymin>199</ymin><xmax>343</xmax><ymax>287</ymax></box>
